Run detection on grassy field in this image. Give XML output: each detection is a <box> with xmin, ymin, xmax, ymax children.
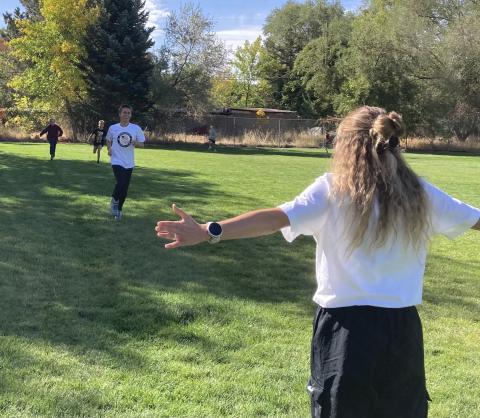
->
<box><xmin>0</xmin><ymin>142</ymin><xmax>478</xmax><ymax>418</ymax></box>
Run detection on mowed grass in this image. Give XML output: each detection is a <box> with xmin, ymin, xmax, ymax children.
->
<box><xmin>0</xmin><ymin>143</ymin><xmax>478</xmax><ymax>418</ymax></box>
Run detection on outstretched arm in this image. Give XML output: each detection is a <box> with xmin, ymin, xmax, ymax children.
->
<box><xmin>87</xmin><ymin>130</ymin><xmax>95</xmax><ymax>143</ymax></box>
<box><xmin>155</xmin><ymin>204</ymin><xmax>290</xmax><ymax>249</ymax></box>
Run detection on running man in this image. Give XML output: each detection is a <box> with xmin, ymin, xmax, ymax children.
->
<box><xmin>155</xmin><ymin>106</ymin><xmax>480</xmax><ymax>418</ymax></box>
<box><xmin>88</xmin><ymin>119</ymin><xmax>107</xmax><ymax>163</ymax></box>
<box><xmin>106</xmin><ymin>104</ymin><xmax>145</xmax><ymax>221</ymax></box>
<box><xmin>39</xmin><ymin>118</ymin><xmax>63</xmax><ymax>160</ymax></box>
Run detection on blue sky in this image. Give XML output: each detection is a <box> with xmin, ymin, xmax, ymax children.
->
<box><xmin>1</xmin><ymin>0</ymin><xmax>362</xmax><ymax>50</ymax></box>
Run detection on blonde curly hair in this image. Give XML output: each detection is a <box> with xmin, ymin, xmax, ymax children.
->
<box><xmin>332</xmin><ymin>106</ymin><xmax>429</xmax><ymax>251</ymax></box>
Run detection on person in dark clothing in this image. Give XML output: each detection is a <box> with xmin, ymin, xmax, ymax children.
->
<box><xmin>40</xmin><ymin>119</ymin><xmax>64</xmax><ymax>160</ymax></box>
<box><xmin>88</xmin><ymin>120</ymin><xmax>107</xmax><ymax>163</ymax></box>
<box><xmin>325</xmin><ymin>132</ymin><xmax>334</xmax><ymax>154</ymax></box>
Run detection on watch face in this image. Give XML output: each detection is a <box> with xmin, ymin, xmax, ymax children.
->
<box><xmin>209</xmin><ymin>222</ymin><xmax>222</xmax><ymax>236</ymax></box>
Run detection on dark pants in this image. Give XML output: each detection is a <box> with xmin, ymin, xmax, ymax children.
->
<box><xmin>309</xmin><ymin>305</ymin><xmax>429</xmax><ymax>418</ymax></box>
<box><xmin>112</xmin><ymin>165</ymin><xmax>133</xmax><ymax>211</ymax></box>
<box><xmin>49</xmin><ymin>140</ymin><xmax>57</xmax><ymax>157</ymax></box>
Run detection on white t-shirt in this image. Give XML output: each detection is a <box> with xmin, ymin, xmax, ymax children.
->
<box><xmin>279</xmin><ymin>173</ymin><xmax>480</xmax><ymax>308</ymax></box>
<box><xmin>106</xmin><ymin>123</ymin><xmax>145</xmax><ymax>169</ymax></box>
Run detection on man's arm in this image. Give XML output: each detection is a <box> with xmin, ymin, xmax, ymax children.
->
<box><xmin>58</xmin><ymin>126</ymin><xmax>64</xmax><ymax>137</ymax></box>
<box><xmin>87</xmin><ymin>130</ymin><xmax>95</xmax><ymax>143</ymax></box>
<box><xmin>39</xmin><ymin>127</ymin><xmax>47</xmax><ymax>136</ymax></box>
<box><xmin>134</xmin><ymin>126</ymin><xmax>145</xmax><ymax>148</ymax></box>
<box><xmin>105</xmin><ymin>127</ymin><xmax>113</xmax><ymax>156</ymax></box>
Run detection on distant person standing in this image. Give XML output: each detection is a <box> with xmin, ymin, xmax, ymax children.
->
<box><xmin>208</xmin><ymin>125</ymin><xmax>217</xmax><ymax>151</ymax></box>
<box><xmin>40</xmin><ymin>118</ymin><xmax>63</xmax><ymax>160</ymax></box>
<box><xmin>325</xmin><ymin>132</ymin><xmax>334</xmax><ymax>154</ymax></box>
<box><xmin>88</xmin><ymin>119</ymin><xmax>107</xmax><ymax>163</ymax></box>
<box><xmin>106</xmin><ymin>104</ymin><xmax>145</xmax><ymax>221</ymax></box>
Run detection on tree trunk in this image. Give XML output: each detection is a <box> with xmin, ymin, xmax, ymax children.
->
<box><xmin>65</xmin><ymin>98</ymin><xmax>78</xmax><ymax>142</ymax></box>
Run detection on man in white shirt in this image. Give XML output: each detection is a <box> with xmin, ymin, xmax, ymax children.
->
<box><xmin>106</xmin><ymin>104</ymin><xmax>145</xmax><ymax>220</ymax></box>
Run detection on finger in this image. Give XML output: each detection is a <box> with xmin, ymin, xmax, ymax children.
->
<box><xmin>155</xmin><ymin>222</ymin><xmax>181</xmax><ymax>233</ymax></box>
<box><xmin>165</xmin><ymin>240</ymin><xmax>183</xmax><ymax>249</ymax></box>
<box><xmin>172</xmin><ymin>203</ymin><xmax>191</xmax><ymax>221</ymax></box>
<box><xmin>156</xmin><ymin>231</ymin><xmax>176</xmax><ymax>240</ymax></box>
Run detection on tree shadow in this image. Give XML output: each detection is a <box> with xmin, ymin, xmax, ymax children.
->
<box><xmin>422</xmin><ymin>253</ymin><xmax>480</xmax><ymax>321</ymax></box>
<box><xmin>0</xmin><ymin>151</ymin><xmax>317</xmax><ymax>413</ymax></box>
<box><xmin>148</xmin><ymin>142</ymin><xmax>331</xmax><ymax>159</ymax></box>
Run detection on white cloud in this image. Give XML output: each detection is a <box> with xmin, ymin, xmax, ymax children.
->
<box><xmin>216</xmin><ymin>27</ymin><xmax>263</xmax><ymax>52</ymax></box>
<box><xmin>144</xmin><ymin>0</ymin><xmax>170</xmax><ymax>43</ymax></box>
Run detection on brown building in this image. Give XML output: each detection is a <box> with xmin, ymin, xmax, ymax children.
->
<box><xmin>212</xmin><ymin>107</ymin><xmax>299</xmax><ymax>119</ymax></box>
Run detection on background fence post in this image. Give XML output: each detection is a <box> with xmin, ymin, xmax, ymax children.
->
<box><xmin>233</xmin><ymin>117</ymin><xmax>236</xmax><ymax>148</ymax></box>
<box><xmin>278</xmin><ymin>119</ymin><xmax>281</xmax><ymax>148</ymax></box>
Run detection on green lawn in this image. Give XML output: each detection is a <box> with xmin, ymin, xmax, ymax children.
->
<box><xmin>0</xmin><ymin>143</ymin><xmax>478</xmax><ymax>418</ymax></box>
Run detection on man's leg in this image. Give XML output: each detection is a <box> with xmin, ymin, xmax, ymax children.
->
<box><xmin>112</xmin><ymin>165</ymin><xmax>126</xmax><ymax>199</ymax></box>
<box><xmin>49</xmin><ymin>141</ymin><xmax>57</xmax><ymax>159</ymax></box>
<box><xmin>111</xmin><ymin>165</ymin><xmax>133</xmax><ymax>215</ymax></box>
<box><xmin>117</xmin><ymin>168</ymin><xmax>133</xmax><ymax>211</ymax></box>
<box><xmin>111</xmin><ymin>165</ymin><xmax>123</xmax><ymax>215</ymax></box>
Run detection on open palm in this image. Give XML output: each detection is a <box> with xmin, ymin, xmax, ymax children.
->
<box><xmin>155</xmin><ymin>204</ymin><xmax>207</xmax><ymax>249</ymax></box>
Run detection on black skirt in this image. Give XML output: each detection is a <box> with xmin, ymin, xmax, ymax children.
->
<box><xmin>308</xmin><ymin>305</ymin><xmax>430</xmax><ymax>418</ymax></box>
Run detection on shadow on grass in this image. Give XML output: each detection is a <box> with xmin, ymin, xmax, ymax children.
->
<box><xmin>0</xmin><ymin>151</ymin><xmax>317</xmax><ymax>412</ymax></box>
<box><xmin>422</xmin><ymin>253</ymin><xmax>480</xmax><ymax>321</ymax></box>
<box><xmin>148</xmin><ymin>141</ymin><xmax>331</xmax><ymax>159</ymax></box>
<box><xmin>405</xmin><ymin>149</ymin><xmax>480</xmax><ymax>157</ymax></box>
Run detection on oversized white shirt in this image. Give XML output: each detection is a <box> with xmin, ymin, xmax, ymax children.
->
<box><xmin>279</xmin><ymin>173</ymin><xmax>480</xmax><ymax>308</ymax></box>
<box><xmin>106</xmin><ymin>123</ymin><xmax>145</xmax><ymax>169</ymax></box>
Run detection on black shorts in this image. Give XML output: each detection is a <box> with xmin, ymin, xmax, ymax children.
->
<box><xmin>309</xmin><ymin>305</ymin><xmax>430</xmax><ymax>418</ymax></box>
<box><xmin>93</xmin><ymin>139</ymin><xmax>106</xmax><ymax>148</ymax></box>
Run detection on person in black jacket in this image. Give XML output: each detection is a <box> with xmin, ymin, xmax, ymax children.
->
<box><xmin>88</xmin><ymin>120</ymin><xmax>107</xmax><ymax>163</ymax></box>
<box><xmin>40</xmin><ymin>119</ymin><xmax>64</xmax><ymax>160</ymax></box>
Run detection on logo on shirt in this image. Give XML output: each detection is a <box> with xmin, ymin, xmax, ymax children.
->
<box><xmin>117</xmin><ymin>132</ymin><xmax>132</xmax><ymax>147</ymax></box>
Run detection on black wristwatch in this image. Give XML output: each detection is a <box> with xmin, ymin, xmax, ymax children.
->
<box><xmin>206</xmin><ymin>222</ymin><xmax>223</xmax><ymax>244</ymax></box>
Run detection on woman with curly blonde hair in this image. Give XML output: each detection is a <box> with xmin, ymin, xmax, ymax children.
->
<box><xmin>155</xmin><ymin>106</ymin><xmax>480</xmax><ymax>418</ymax></box>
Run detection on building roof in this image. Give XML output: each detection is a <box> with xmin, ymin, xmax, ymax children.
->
<box><xmin>228</xmin><ymin>107</ymin><xmax>297</xmax><ymax>114</ymax></box>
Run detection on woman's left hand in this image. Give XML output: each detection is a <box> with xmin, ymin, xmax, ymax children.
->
<box><xmin>155</xmin><ymin>204</ymin><xmax>208</xmax><ymax>249</ymax></box>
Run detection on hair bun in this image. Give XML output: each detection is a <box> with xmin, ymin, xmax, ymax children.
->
<box><xmin>371</xmin><ymin>111</ymin><xmax>405</xmax><ymax>141</ymax></box>
<box><xmin>387</xmin><ymin>111</ymin><xmax>404</xmax><ymax>137</ymax></box>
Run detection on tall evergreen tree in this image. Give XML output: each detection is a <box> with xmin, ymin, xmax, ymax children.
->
<box><xmin>1</xmin><ymin>0</ymin><xmax>41</xmax><ymax>41</ymax></box>
<box><xmin>82</xmin><ymin>0</ymin><xmax>154</xmax><ymax>121</ymax></box>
